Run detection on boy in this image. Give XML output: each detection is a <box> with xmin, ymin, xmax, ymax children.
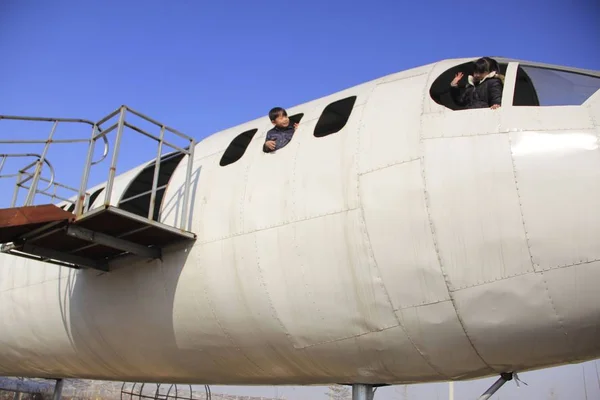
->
<box><xmin>263</xmin><ymin>107</ymin><xmax>299</xmax><ymax>153</ymax></box>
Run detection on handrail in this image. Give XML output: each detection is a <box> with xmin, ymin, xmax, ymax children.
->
<box><xmin>0</xmin><ymin>105</ymin><xmax>196</xmax><ymax>231</ymax></box>
<box><xmin>0</xmin><ymin>153</ymin><xmax>56</xmax><ymax>192</ymax></box>
<box><xmin>0</xmin><ymin>115</ymin><xmax>97</xmax><ymax>126</ymax></box>
<box><xmin>0</xmin><ymin>134</ymin><xmax>109</xmax><ymax>166</ymax></box>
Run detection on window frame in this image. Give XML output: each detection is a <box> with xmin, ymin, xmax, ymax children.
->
<box><xmin>220</xmin><ymin>128</ymin><xmax>259</xmax><ymax>167</ymax></box>
<box><xmin>509</xmin><ymin>62</ymin><xmax>600</xmax><ymax>107</ymax></box>
<box><xmin>261</xmin><ymin>113</ymin><xmax>304</xmax><ymax>154</ymax></box>
<box><xmin>428</xmin><ymin>61</ymin><xmax>510</xmax><ymax>111</ymax></box>
<box><xmin>313</xmin><ymin>96</ymin><xmax>357</xmax><ymax>138</ymax></box>
<box><xmin>117</xmin><ymin>150</ymin><xmax>186</xmax><ymax>221</ymax></box>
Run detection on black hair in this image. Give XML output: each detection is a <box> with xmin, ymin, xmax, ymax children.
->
<box><xmin>268</xmin><ymin>107</ymin><xmax>287</xmax><ymax>122</ymax></box>
<box><xmin>473</xmin><ymin>57</ymin><xmax>499</xmax><ymax>74</ymax></box>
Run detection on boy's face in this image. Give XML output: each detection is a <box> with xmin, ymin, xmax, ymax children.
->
<box><xmin>272</xmin><ymin>112</ymin><xmax>290</xmax><ymax>128</ymax></box>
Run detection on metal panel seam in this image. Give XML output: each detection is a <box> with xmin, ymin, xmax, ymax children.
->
<box><xmin>382</xmin><ymin>71</ymin><xmax>429</xmax><ymax>84</ymax></box>
<box><xmin>252</xmin><ymin>233</ymin><xmax>295</xmax><ymax>345</ymax></box>
<box><xmin>358</xmin><ymin>158</ymin><xmax>421</xmax><ymax>177</ymax></box>
<box><xmin>506</xmin><ymin>132</ymin><xmax>540</xmax><ymax>273</ymax></box>
<box><xmin>198</xmin><ymin>208</ymin><xmax>359</xmax><ymax>245</ymax></box>
<box><xmin>586</xmin><ymin>102</ymin><xmax>598</xmax><ymax>128</ymax></box>
<box><xmin>538</xmin><ymin>270</ymin><xmax>570</xmax><ymax>340</ymax></box>
<box><xmin>507</xmin><ymin>133</ymin><xmax>570</xmax><ymax>348</ymax></box>
<box><xmin>356</xmin><ymin>202</ymin><xmax>448</xmax><ymax>379</ymax></box>
<box><xmin>289</xmin><ymin>218</ymin><xmax>319</xmax><ymax>351</ymax></box>
<box><xmin>196</xmin><ymin>251</ymin><xmax>268</xmax><ymax>374</ymax></box>
<box><xmin>422</xmin><ymin>132</ymin><xmax>505</xmax><ymax>140</ymax></box>
<box><xmin>356</xmin><ymin>83</ymin><xmax>378</xmax><ymax>175</ymax></box>
<box><xmin>587</xmin><ymin>101</ymin><xmax>600</xmax><ymax>143</ymax></box>
<box><xmin>449</xmin><ymin>270</ymin><xmax>534</xmax><ymax>291</ymax></box>
<box><xmin>0</xmin><ymin>276</ymin><xmax>63</xmax><ymax>293</ymax></box>
<box><xmin>393</xmin><ymin>298</ymin><xmax>451</xmax><ymax>312</ymax></box>
<box><xmin>238</xmin><ymin>151</ymin><xmax>254</xmax><ymax>233</ymax></box>
<box><xmin>296</xmin><ymin>323</ymin><xmax>401</xmax><ymax>349</ymax></box>
<box><xmin>418</xmin><ymin>155</ymin><xmax>494</xmax><ymax>374</ymax></box>
<box><xmin>537</xmin><ymin>257</ymin><xmax>600</xmax><ymax>272</ymax></box>
<box><xmin>418</xmin><ymin>95</ymin><xmax>495</xmax><ymax>373</ymax></box>
<box><xmin>355</xmin><ymin>84</ymin><xmax>447</xmax><ymax>379</ymax></box>
<box><xmin>290</xmin><ymin>125</ymin><xmax>301</xmax><ymax>221</ymax></box>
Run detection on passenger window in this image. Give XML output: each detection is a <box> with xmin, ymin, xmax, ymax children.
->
<box><xmin>289</xmin><ymin>113</ymin><xmax>304</xmax><ymax>125</ymax></box>
<box><xmin>430</xmin><ymin>62</ymin><xmax>508</xmax><ymax>110</ymax></box>
<box><xmin>220</xmin><ymin>128</ymin><xmax>258</xmax><ymax>166</ymax></box>
<box><xmin>513</xmin><ymin>66</ymin><xmax>600</xmax><ymax>106</ymax></box>
<box><xmin>86</xmin><ymin>187</ymin><xmax>105</xmax><ymax>211</ymax></box>
<box><xmin>314</xmin><ymin>96</ymin><xmax>357</xmax><ymax>137</ymax></box>
<box><xmin>119</xmin><ymin>151</ymin><xmax>186</xmax><ymax>221</ymax></box>
<box><xmin>261</xmin><ymin>113</ymin><xmax>304</xmax><ymax>154</ymax></box>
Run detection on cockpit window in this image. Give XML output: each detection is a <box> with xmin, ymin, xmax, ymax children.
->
<box><xmin>430</xmin><ymin>61</ymin><xmax>508</xmax><ymax>110</ymax></box>
<box><xmin>513</xmin><ymin>66</ymin><xmax>600</xmax><ymax>106</ymax></box>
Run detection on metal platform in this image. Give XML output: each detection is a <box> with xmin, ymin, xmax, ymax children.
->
<box><xmin>0</xmin><ymin>105</ymin><xmax>197</xmax><ymax>271</ymax></box>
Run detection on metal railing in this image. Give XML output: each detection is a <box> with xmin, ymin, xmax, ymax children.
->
<box><xmin>0</xmin><ymin>115</ymin><xmax>108</xmax><ymax>209</ymax></box>
<box><xmin>0</xmin><ymin>153</ymin><xmax>91</xmax><ymax>209</ymax></box>
<box><xmin>0</xmin><ymin>105</ymin><xmax>196</xmax><ymax>232</ymax></box>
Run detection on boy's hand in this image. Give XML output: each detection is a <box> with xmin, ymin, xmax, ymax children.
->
<box><xmin>490</xmin><ymin>104</ymin><xmax>500</xmax><ymax>110</ymax></box>
<box><xmin>451</xmin><ymin>72</ymin><xmax>464</xmax><ymax>87</ymax></box>
<box><xmin>265</xmin><ymin>140</ymin><xmax>276</xmax><ymax>151</ymax></box>
<box><xmin>293</xmin><ymin>123</ymin><xmax>299</xmax><ymax>130</ymax></box>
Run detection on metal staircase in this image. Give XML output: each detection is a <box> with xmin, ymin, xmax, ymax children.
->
<box><xmin>0</xmin><ymin>105</ymin><xmax>196</xmax><ymax>271</ymax></box>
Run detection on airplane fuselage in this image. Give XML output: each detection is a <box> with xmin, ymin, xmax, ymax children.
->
<box><xmin>1</xmin><ymin>57</ymin><xmax>599</xmax><ymax>385</ymax></box>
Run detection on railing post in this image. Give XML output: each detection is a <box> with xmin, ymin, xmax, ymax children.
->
<box><xmin>148</xmin><ymin>126</ymin><xmax>165</xmax><ymax>220</ymax></box>
<box><xmin>180</xmin><ymin>139</ymin><xmax>195</xmax><ymax>231</ymax></box>
<box><xmin>25</xmin><ymin>120</ymin><xmax>57</xmax><ymax>206</ymax></box>
<box><xmin>11</xmin><ymin>172</ymin><xmax>22</xmax><ymax>207</ymax></box>
<box><xmin>103</xmin><ymin>106</ymin><xmax>127</xmax><ymax>207</ymax></box>
<box><xmin>76</xmin><ymin>124</ymin><xmax>98</xmax><ymax>216</ymax></box>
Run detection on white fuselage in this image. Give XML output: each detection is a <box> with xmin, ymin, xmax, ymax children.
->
<box><xmin>1</xmin><ymin>57</ymin><xmax>600</xmax><ymax>385</ymax></box>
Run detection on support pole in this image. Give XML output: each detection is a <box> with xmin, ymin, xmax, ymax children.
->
<box><xmin>104</xmin><ymin>106</ymin><xmax>127</xmax><ymax>207</ymax></box>
<box><xmin>477</xmin><ymin>373</ymin><xmax>513</xmax><ymax>400</ymax></box>
<box><xmin>26</xmin><ymin>121</ymin><xmax>58</xmax><ymax>206</ymax></box>
<box><xmin>352</xmin><ymin>384</ymin><xmax>375</xmax><ymax>400</ymax></box>
<box><xmin>52</xmin><ymin>379</ymin><xmax>64</xmax><ymax>400</ymax></box>
<box><xmin>13</xmin><ymin>392</ymin><xmax>22</xmax><ymax>400</ymax></box>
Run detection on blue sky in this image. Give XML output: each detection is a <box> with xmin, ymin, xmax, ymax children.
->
<box><xmin>1</xmin><ymin>0</ymin><xmax>599</xmax><ymax>197</ymax></box>
<box><xmin>1</xmin><ymin>0</ymin><xmax>600</xmax><ymax>398</ymax></box>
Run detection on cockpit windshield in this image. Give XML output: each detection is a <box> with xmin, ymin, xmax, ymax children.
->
<box><xmin>430</xmin><ymin>60</ymin><xmax>600</xmax><ymax>110</ymax></box>
<box><xmin>513</xmin><ymin>66</ymin><xmax>600</xmax><ymax>106</ymax></box>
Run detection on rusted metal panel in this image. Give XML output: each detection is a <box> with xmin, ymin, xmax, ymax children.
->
<box><xmin>0</xmin><ymin>204</ymin><xmax>74</xmax><ymax>243</ymax></box>
<box><xmin>1</xmin><ymin>204</ymin><xmax>195</xmax><ymax>270</ymax></box>
<box><xmin>14</xmin><ymin>207</ymin><xmax>194</xmax><ymax>265</ymax></box>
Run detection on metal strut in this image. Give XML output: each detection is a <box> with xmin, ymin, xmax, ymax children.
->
<box><xmin>352</xmin><ymin>384</ymin><xmax>375</xmax><ymax>400</ymax></box>
<box><xmin>477</xmin><ymin>372</ymin><xmax>514</xmax><ymax>400</ymax></box>
<box><xmin>52</xmin><ymin>379</ymin><xmax>64</xmax><ymax>400</ymax></box>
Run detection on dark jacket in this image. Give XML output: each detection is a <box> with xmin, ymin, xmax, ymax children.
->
<box><xmin>263</xmin><ymin>124</ymin><xmax>295</xmax><ymax>152</ymax></box>
<box><xmin>450</xmin><ymin>72</ymin><xmax>504</xmax><ymax>109</ymax></box>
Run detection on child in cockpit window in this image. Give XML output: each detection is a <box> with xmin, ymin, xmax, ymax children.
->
<box><xmin>450</xmin><ymin>57</ymin><xmax>504</xmax><ymax>110</ymax></box>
